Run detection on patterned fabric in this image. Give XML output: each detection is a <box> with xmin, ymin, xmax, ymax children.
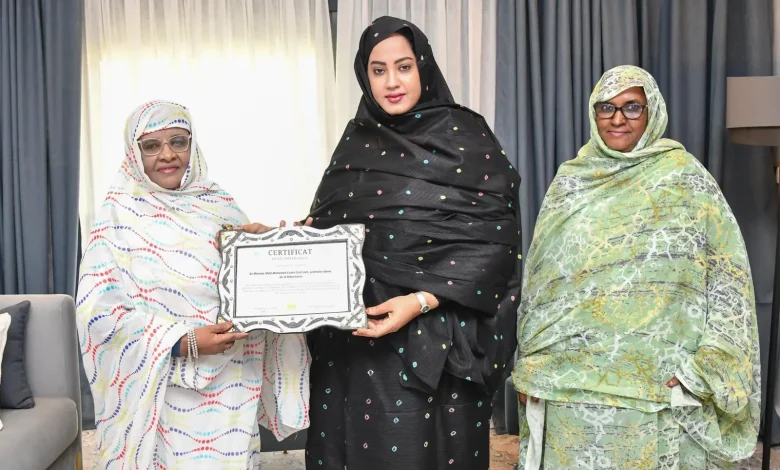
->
<box><xmin>304</xmin><ymin>16</ymin><xmax>522</xmax><ymax>470</ymax></box>
<box><xmin>76</xmin><ymin>101</ymin><xmax>310</xmax><ymax>470</ymax></box>
<box><xmin>309</xmin><ymin>14</ymin><xmax>522</xmax><ymax>396</ymax></box>
<box><xmin>512</xmin><ymin>65</ymin><xmax>760</xmax><ymax>468</ymax></box>
<box><xmin>518</xmin><ymin>402</ymin><xmax>713</xmax><ymax>470</ymax></box>
<box><xmin>307</xmin><ymin>330</ymin><xmax>493</xmax><ymax>469</ymax></box>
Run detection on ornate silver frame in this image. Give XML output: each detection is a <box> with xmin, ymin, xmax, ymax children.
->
<box><xmin>217</xmin><ymin>224</ymin><xmax>367</xmax><ymax>333</ymax></box>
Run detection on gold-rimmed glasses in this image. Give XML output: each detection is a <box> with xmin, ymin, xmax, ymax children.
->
<box><xmin>138</xmin><ymin>134</ymin><xmax>192</xmax><ymax>156</ymax></box>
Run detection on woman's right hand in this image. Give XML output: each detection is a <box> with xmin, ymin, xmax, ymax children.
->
<box><xmin>179</xmin><ymin>322</ymin><xmax>249</xmax><ymax>356</ymax></box>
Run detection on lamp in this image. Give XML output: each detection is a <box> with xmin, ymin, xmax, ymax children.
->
<box><xmin>726</xmin><ymin>76</ymin><xmax>780</xmax><ymax>470</ymax></box>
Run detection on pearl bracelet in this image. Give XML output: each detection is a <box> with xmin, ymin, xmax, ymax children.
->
<box><xmin>186</xmin><ymin>327</ymin><xmax>199</xmax><ymax>390</ymax></box>
<box><xmin>187</xmin><ymin>328</ymin><xmax>199</xmax><ymax>360</ymax></box>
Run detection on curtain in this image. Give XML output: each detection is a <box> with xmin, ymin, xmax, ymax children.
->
<box><xmin>495</xmin><ymin>0</ymin><xmax>776</xmax><ymax>440</ymax></box>
<box><xmin>0</xmin><ymin>0</ymin><xmax>83</xmax><ymax>297</ymax></box>
<box><xmin>334</xmin><ymin>0</ymin><xmax>497</xmax><ymax>128</ymax></box>
<box><xmin>79</xmin><ymin>0</ymin><xmax>337</xmax><ymax>241</ymax></box>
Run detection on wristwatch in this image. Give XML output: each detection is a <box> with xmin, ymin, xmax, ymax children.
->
<box><xmin>414</xmin><ymin>292</ymin><xmax>430</xmax><ymax>313</ymax></box>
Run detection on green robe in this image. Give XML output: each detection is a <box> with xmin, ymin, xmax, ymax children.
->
<box><xmin>513</xmin><ymin>65</ymin><xmax>760</xmax><ymax>469</ymax></box>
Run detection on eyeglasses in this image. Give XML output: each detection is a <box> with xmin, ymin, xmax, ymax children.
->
<box><xmin>138</xmin><ymin>134</ymin><xmax>192</xmax><ymax>156</ymax></box>
<box><xmin>594</xmin><ymin>102</ymin><xmax>647</xmax><ymax>120</ymax></box>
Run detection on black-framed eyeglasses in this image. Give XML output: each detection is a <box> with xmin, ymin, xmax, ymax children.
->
<box><xmin>594</xmin><ymin>102</ymin><xmax>647</xmax><ymax>120</ymax></box>
<box><xmin>137</xmin><ymin>134</ymin><xmax>192</xmax><ymax>156</ymax></box>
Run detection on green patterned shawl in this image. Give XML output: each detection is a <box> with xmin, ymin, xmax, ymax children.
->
<box><xmin>512</xmin><ymin>65</ymin><xmax>760</xmax><ymax>461</ymax></box>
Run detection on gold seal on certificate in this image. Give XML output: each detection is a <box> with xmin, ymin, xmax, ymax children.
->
<box><xmin>216</xmin><ymin>224</ymin><xmax>368</xmax><ymax>333</ymax></box>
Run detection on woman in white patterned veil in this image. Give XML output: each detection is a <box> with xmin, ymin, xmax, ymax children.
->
<box><xmin>77</xmin><ymin>100</ymin><xmax>309</xmax><ymax>469</ymax></box>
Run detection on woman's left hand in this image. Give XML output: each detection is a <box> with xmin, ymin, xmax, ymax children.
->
<box><xmin>239</xmin><ymin>222</ymin><xmax>274</xmax><ymax>234</ymax></box>
<box><xmin>353</xmin><ymin>294</ymin><xmax>428</xmax><ymax>338</ymax></box>
<box><xmin>239</xmin><ymin>217</ymin><xmax>313</xmax><ymax>234</ymax></box>
<box><xmin>666</xmin><ymin>376</ymin><xmax>689</xmax><ymax>393</ymax></box>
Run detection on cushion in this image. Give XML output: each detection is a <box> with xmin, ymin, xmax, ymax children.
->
<box><xmin>0</xmin><ymin>301</ymin><xmax>34</xmax><ymax>409</ymax></box>
<box><xmin>0</xmin><ymin>397</ymin><xmax>78</xmax><ymax>469</ymax></box>
<box><xmin>0</xmin><ymin>312</ymin><xmax>11</xmax><ymax>430</ymax></box>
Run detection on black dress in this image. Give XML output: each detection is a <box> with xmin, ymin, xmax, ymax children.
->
<box><xmin>304</xmin><ymin>16</ymin><xmax>522</xmax><ymax>470</ymax></box>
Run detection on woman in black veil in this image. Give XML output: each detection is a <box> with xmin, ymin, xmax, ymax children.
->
<box><xmin>304</xmin><ymin>16</ymin><xmax>522</xmax><ymax>469</ymax></box>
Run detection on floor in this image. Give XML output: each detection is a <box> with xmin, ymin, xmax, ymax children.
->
<box><xmin>82</xmin><ymin>430</ymin><xmax>780</xmax><ymax>469</ymax></box>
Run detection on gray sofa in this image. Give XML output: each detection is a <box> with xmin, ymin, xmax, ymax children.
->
<box><xmin>0</xmin><ymin>295</ymin><xmax>82</xmax><ymax>470</ymax></box>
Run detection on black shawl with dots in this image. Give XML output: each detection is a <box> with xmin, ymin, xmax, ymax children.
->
<box><xmin>308</xmin><ymin>16</ymin><xmax>521</xmax><ymax>394</ymax></box>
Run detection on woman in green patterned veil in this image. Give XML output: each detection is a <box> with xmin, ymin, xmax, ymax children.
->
<box><xmin>512</xmin><ymin>65</ymin><xmax>760</xmax><ymax>469</ymax></box>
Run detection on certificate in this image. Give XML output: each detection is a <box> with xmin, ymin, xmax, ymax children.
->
<box><xmin>217</xmin><ymin>224</ymin><xmax>368</xmax><ymax>333</ymax></box>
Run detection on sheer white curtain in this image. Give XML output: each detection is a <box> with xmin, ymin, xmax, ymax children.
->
<box><xmin>334</xmin><ymin>0</ymin><xmax>497</xmax><ymax>128</ymax></box>
<box><xmin>80</xmin><ymin>0</ymin><xmax>337</xmax><ymax>238</ymax></box>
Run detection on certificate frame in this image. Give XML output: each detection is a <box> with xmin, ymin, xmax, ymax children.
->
<box><xmin>217</xmin><ymin>224</ymin><xmax>368</xmax><ymax>333</ymax></box>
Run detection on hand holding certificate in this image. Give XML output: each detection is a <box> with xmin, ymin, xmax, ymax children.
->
<box><xmin>216</xmin><ymin>224</ymin><xmax>368</xmax><ymax>333</ymax></box>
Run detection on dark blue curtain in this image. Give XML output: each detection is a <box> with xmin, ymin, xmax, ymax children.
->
<box><xmin>0</xmin><ymin>0</ymin><xmax>82</xmax><ymax>296</ymax></box>
<box><xmin>0</xmin><ymin>0</ymin><xmax>87</xmax><ymax>425</ymax></box>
